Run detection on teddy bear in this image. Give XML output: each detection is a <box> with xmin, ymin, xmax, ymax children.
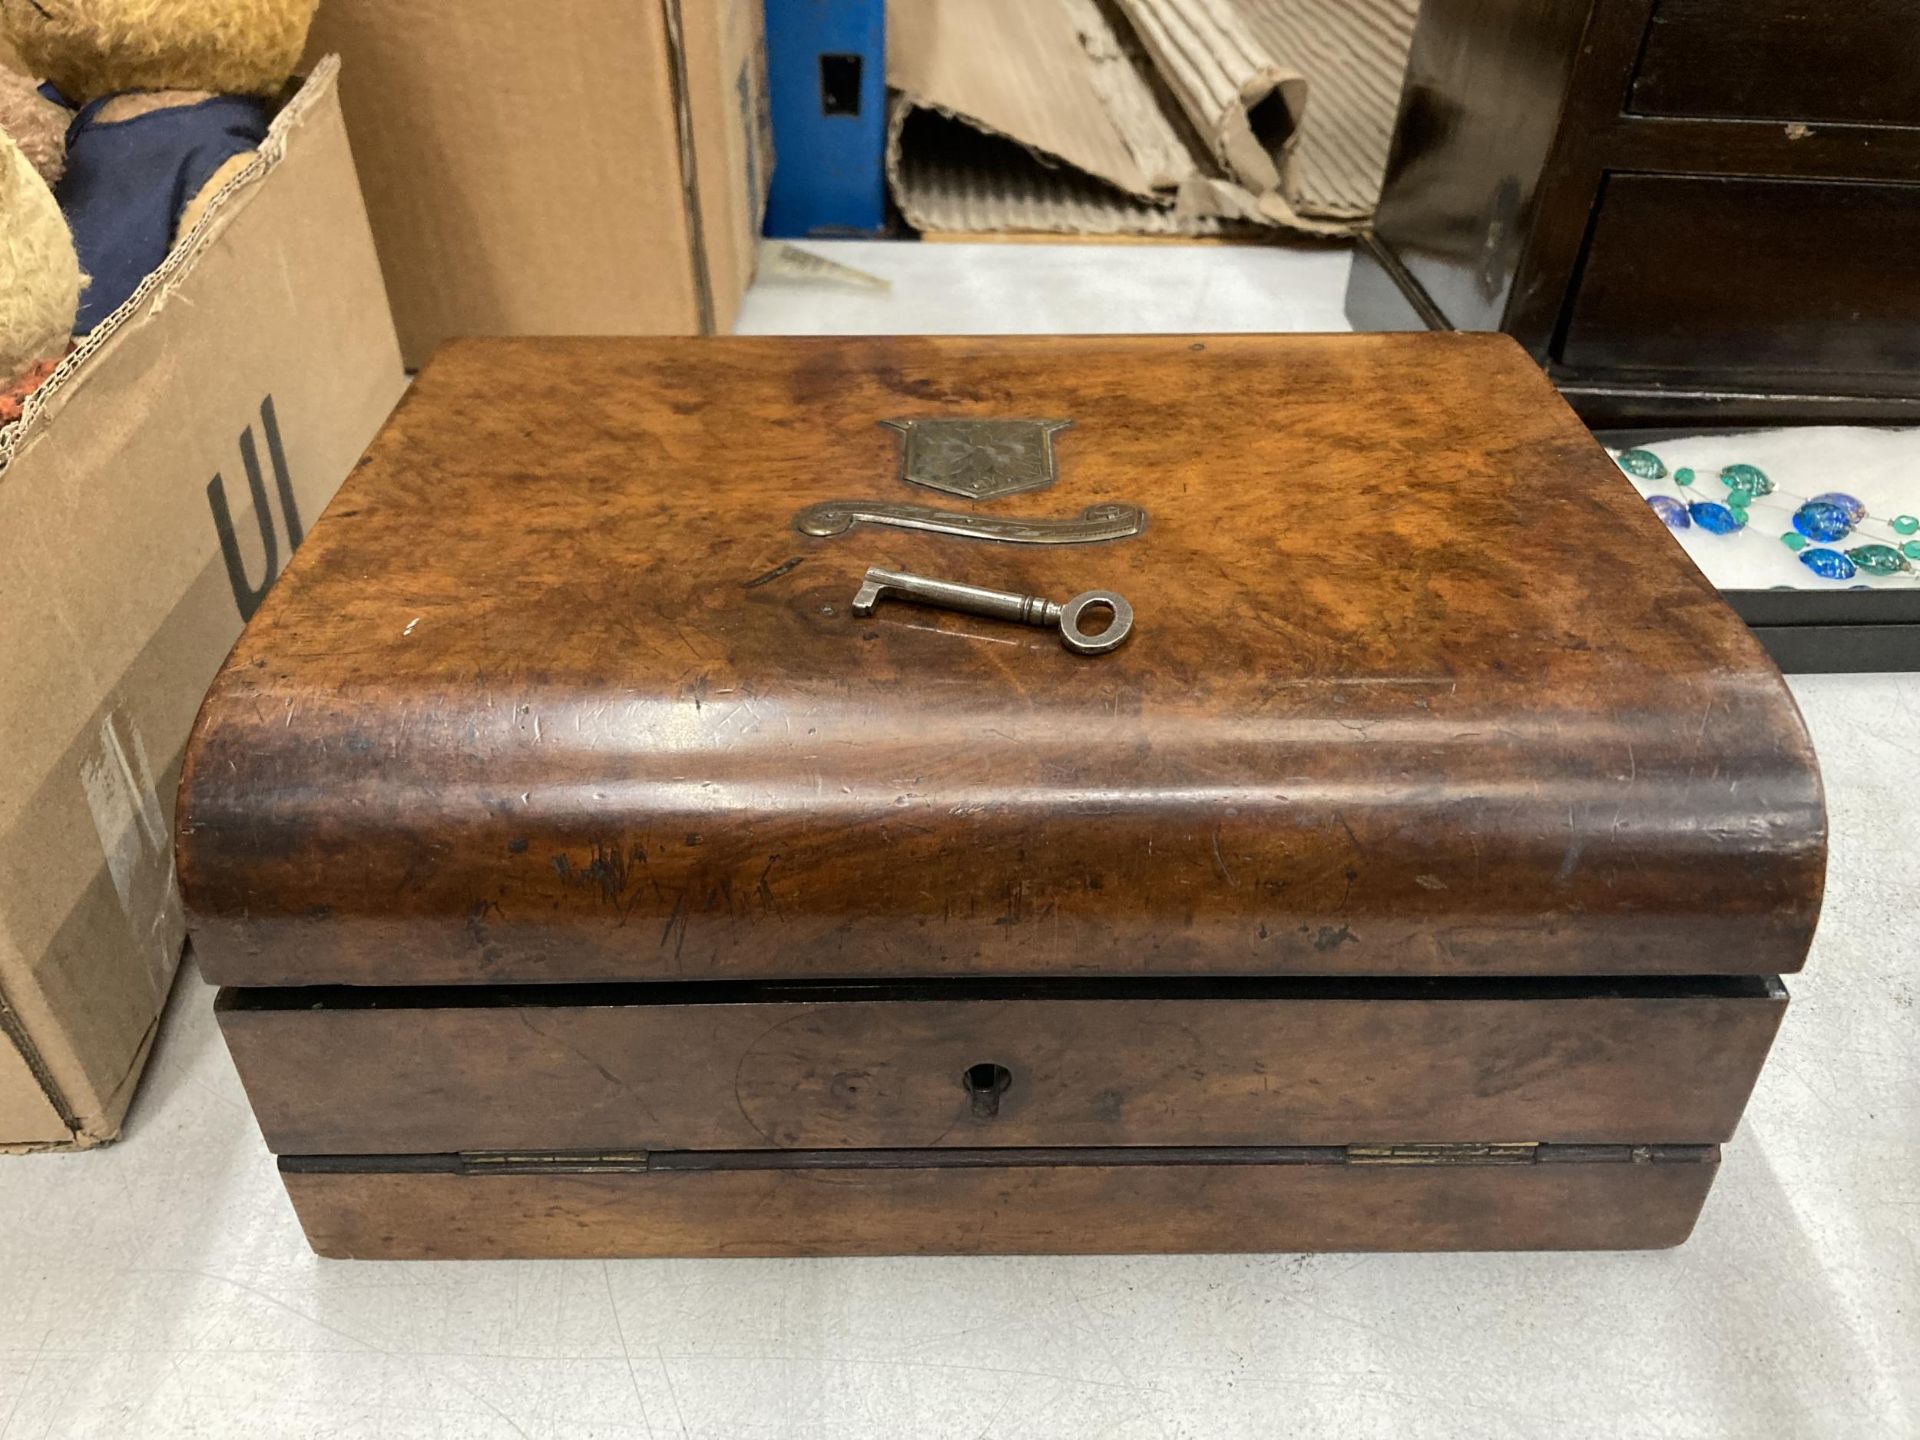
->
<box><xmin>0</xmin><ymin>59</ymin><xmax>69</xmax><ymax>182</ymax></box>
<box><xmin>0</xmin><ymin>68</ymin><xmax>80</xmax><ymax>423</ymax></box>
<box><xmin>0</xmin><ymin>0</ymin><xmax>318</xmax><ymax>335</ymax></box>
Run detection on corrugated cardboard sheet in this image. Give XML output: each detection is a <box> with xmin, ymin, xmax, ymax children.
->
<box><xmin>0</xmin><ymin>61</ymin><xmax>405</xmax><ymax>1149</ymax></box>
<box><xmin>887</xmin><ymin>0</ymin><xmax>1418</xmax><ymax>237</ymax></box>
<box><xmin>306</xmin><ymin>0</ymin><xmax>772</xmax><ymax>370</ymax></box>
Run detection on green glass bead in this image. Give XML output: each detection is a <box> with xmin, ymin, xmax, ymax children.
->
<box><xmin>1905</xmin><ymin>542</ymin><xmax>1920</xmax><ymax>561</ymax></box>
<box><xmin>1894</xmin><ymin>515</ymin><xmax>1920</xmax><ymax>536</ymax></box>
<box><xmin>1675</xmin><ymin>466</ymin><xmax>1695</xmax><ymax>485</ymax></box>
<box><xmin>1720</xmin><ymin>463</ymin><xmax>1774</xmax><ymax>498</ymax></box>
<box><xmin>1847</xmin><ymin>544</ymin><xmax>1911</xmax><ymax>576</ymax></box>
<box><xmin>1728</xmin><ymin>505</ymin><xmax>1750</xmax><ymax>527</ymax></box>
<box><xmin>1615</xmin><ymin>449</ymin><xmax>1667</xmax><ymax>480</ymax></box>
<box><xmin>1781</xmin><ymin>533</ymin><xmax>1808</xmax><ymax>551</ymax></box>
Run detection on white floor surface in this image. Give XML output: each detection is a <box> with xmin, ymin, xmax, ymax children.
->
<box><xmin>2</xmin><ymin>242</ymin><xmax>1915</xmax><ymax>1439</ymax></box>
<box><xmin>738</xmin><ymin>239</ymin><xmax>1356</xmax><ymax>336</ymax></box>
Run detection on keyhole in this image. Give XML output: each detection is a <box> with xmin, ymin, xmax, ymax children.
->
<box><xmin>964</xmin><ymin>1062</ymin><xmax>1013</xmax><ymax>1118</ymax></box>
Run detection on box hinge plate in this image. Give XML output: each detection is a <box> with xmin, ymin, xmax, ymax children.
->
<box><xmin>462</xmin><ymin>1150</ymin><xmax>652</xmax><ymax>1174</ymax></box>
<box><xmin>1347</xmin><ymin>1143</ymin><xmax>1540</xmax><ymax>1165</ymax></box>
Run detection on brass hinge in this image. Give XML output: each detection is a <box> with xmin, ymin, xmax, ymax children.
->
<box><xmin>461</xmin><ymin>1150</ymin><xmax>651</xmax><ymax>1173</ymax></box>
<box><xmin>1347</xmin><ymin>1143</ymin><xmax>1539</xmax><ymax>1166</ymax></box>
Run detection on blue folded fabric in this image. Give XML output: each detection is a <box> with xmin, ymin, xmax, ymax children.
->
<box><xmin>44</xmin><ymin>85</ymin><xmax>269</xmax><ymax>333</ymax></box>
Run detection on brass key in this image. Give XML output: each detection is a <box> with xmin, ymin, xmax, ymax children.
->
<box><xmin>851</xmin><ymin>566</ymin><xmax>1134</xmax><ymax>655</ymax></box>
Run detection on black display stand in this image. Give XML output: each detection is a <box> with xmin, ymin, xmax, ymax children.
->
<box><xmin>1593</xmin><ymin>428</ymin><xmax>1919</xmax><ymax>675</ymax></box>
<box><xmin>1724</xmin><ymin>588</ymin><xmax>1920</xmax><ymax>676</ymax></box>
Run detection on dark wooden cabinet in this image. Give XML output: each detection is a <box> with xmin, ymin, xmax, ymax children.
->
<box><xmin>1629</xmin><ymin>0</ymin><xmax>1920</xmax><ymax>128</ymax></box>
<box><xmin>1347</xmin><ymin>0</ymin><xmax>1920</xmax><ymax>427</ymax></box>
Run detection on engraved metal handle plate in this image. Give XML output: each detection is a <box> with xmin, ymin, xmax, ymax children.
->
<box><xmin>795</xmin><ymin>500</ymin><xmax>1146</xmax><ymax>546</ymax></box>
<box><xmin>851</xmin><ymin>566</ymin><xmax>1134</xmax><ymax>655</ymax></box>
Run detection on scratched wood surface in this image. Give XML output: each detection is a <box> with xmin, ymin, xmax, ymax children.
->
<box><xmin>218</xmin><ymin>981</ymin><xmax>1785</xmax><ymax>1154</ymax></box>
<box><xmin>177</xmin><ymin>334</ymin><xmax>1826</xmax><ymax>986</ymax></box>
<box><xmin>282</xmin><ymin>1149</ymin><xmax>1722</xmax><ymax>1258</ymax></box>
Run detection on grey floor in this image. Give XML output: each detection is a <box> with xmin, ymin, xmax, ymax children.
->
<box><xmin>2</xmin><ymin>243</ymin><xmax>1914</xmax><ymax>1438</ymax></box>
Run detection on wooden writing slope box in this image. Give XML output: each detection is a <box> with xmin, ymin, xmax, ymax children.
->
<box><xmin>178</xmin><ymin>335</ymin><xmax>1826</xmax><ymax>1258</ymax></box>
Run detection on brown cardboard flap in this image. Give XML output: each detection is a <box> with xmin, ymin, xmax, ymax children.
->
<box><xmin>885</xmin><ymin>0</ymin><xmax>1418</xmax><ymax>237</ymax></box>
<box><xmin>887</xmin><ymin>103</ymin><xmax>1244</xmax><ymax>239</ymax></box>
<box><xmin>1113</xmin><ymin>0</ymin><xmax>1307</xmax><ymax>195</ymax></box>
<box><xmin>885</xmin><ymin>0</ymin><xmax>1228</xmax><ymax>237</ymax></box>
<box><xmin>307</xmin><ymin>0</ymin><xmax>694</xmax><ymax>368</ymax></box>
<box><xmin>0</xmin><ymin>1029</ymin><xmax>70</xmax><ymax>1150</ymax></box>
<box><xmin>681</xmin><ymin>0</ymin><xmax>773</xmax><ymax>336</ymax></box>
<box><xmin>1236</xmin><ymin>0</ymin><xmax>1422</xmax><ymax>221</ymax></box>
<box><xmin>0</xmin><ymin>61</ymin><xmax>405</xmax><ymax>1147</ymax></box>
<box><xmin>889</xmin><ymin>0</ymin><xmax>1192</xmax><ymax>201</ymax></box>
<box><xmin>305</xmin><ymin>0</ymin><xmax>767</xmax><ymax>367</ymax></box>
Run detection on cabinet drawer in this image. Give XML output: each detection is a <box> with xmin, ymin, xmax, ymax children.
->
<box><xmin>282</xmin><ymin>1145</ymin><xmax>1723</xmax><ymax>1258</ymax></box>
<box><xmin>218</xmin><ymin>976</ymin><xmax>1786</xmax><ymax>1154</ymax></box>
<box><xmin>1631</xmin><ymin>0</ymin><xmax>1920</xmax><ymax>127</ymax></box>
<box><xmin>1559</xmin><ymin>174</ymin><xmax>1920</xmax><ymax>379</ymax></box>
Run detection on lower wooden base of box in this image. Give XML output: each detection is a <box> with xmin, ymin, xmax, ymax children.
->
<box><xmin>282</xmin><ymin>1145</ymin><xmax>1720</xmax><ymax>1259</ymax></box>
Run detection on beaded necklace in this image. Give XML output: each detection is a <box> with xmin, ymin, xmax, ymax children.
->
<box><xmin>1614</xmin><ymin>448</ymin><xmax>1920</xmax><ymax>584</ymax></box>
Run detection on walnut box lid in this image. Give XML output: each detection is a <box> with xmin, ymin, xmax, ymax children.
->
<box><xmin>178</xmin><ymin>335</ymin><xmax>1826</xmax><ymax>986</ymax></box>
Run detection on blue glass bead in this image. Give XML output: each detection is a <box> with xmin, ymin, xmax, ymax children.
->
<box><xmin>1646</xmin><ymin>495</ymin><xmax>1690</xmax><ymax>529</ymax></box>
<box><xmin>1847</xmin><ymin>544</ymin><xmax>1910</xmax><ymax>576</ymax></box>
<box><xmin>1799</xmin><ymin>548</ymin><xmax>1856</xmax><ymax>581</ymax></box>
<box><xmin>1720</xmin><ymin>463</ymin><xmax>1774</xmax><ymax>497</ymax></box>
<box><xmin>1688</xmin><ymin>501</ymin><xmax>1744</xmax><ymax>534</ymax></box>
<box><xmin>1810</xmin><ymin>492</ymin><xmax>1866</xmax><ymax>525</ymax></box>
<box><xmin>1792</xmin><ymin>501</ymin><xmax>1854</xmax><ymax>543</ymax></box>
<box><xmin>1615</xmin><ymin>449</ymin><xmax>1667</xmax><ymax>480</ymax></box>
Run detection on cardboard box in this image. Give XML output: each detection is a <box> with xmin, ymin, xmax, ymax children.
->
<box><xmin>0</xmin><ymin>58</ymin><xmax>406</xmax><ymax>1150</ymax></box>
<box><xmin>306</xmin><ymin>0</ymin><xmax>772</xmax><ymax>369</ymax></box>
